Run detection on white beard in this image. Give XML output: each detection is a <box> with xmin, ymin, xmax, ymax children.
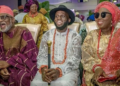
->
<box><xmin>1</xmin><ymin>22</ymin><xmax>12</xmax><ymax>32</ymax></box>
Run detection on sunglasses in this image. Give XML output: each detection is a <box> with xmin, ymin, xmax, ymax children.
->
<box><xmin>94</xmin><ymin>12</ymin><xmax>111</xmax><ymax>19</ymax></box>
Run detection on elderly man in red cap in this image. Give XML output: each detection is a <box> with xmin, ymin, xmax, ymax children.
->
<box><xmin>31</xmin><ymin>5</ymin><xmax>81</xmax><ymax>86</ymax></box>
<box><xmin>0</xmin><ymin>5</ymin><xmax>38</xmax><ymax>86</ymax></box>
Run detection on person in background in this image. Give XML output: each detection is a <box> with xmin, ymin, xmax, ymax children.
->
<box><xmin>0</xmin><ymin>5</ymin><xmax>38</xmax><ymax>86</ymax></box>
<box><xmin>75</xmin><ymin>12</ymin><xmax>83</xmax><ymax>25</ymax></box>
<box><xmin>39</xmin><ymin>8</ymin><xmax>50</xmax><ymax>23</ymax></box>
<box><xmin>15</xmin><ymin>5</ymin><xmax>27</xmax><ymax>23</ymax></box>
<box><xmin>31</xmin><ymin>5</ymin><xmax>81</xmax><ymax>86</ymax></box>
<box><xmin>87</xmin><ymin>14</ymin><xmax>95</xmax><ymax>22</ymax></box>
<box><xmin>13</xmin><ymin>9</ymin><xmax>19</xmax><ymax>17</ymax></box>
<box><xmin>23</xmin><ymin>0</ymin><xmax>48</xmax><ymax>48</ymax></box>
<box><xmin>81</xmin><ymin>1</ymin><xmax>120</xmax><ymax>86</ymax></box>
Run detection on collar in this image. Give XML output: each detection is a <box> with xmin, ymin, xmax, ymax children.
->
<box><xmin>56</xmin><ymin>29</ymin><xmax>68</xmax><ymax>36</ymax></box>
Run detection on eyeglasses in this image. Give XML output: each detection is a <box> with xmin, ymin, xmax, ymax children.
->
<box><xmin>0</xmin><ymin>15</ymin><xmax>11</xmax><ymax>21</ymax></box>
<box><xmin>94</xmin><ymin>12</ymin><xmax>111</xmax><ymax>19</ymax></box>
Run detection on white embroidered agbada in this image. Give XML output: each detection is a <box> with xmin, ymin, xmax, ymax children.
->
<box><xmin>31</xmin><ymin>28</ymin><xmax>81</xmax><ymax>86</ymax></box>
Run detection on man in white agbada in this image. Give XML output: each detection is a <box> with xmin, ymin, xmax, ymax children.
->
<box><xmin>31</xmin><ymin>5</ymin><xmax>81</xmax><ymax>86</ymax></box>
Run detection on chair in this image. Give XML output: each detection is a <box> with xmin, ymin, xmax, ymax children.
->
<box><xmin>15</xmin><ymin>24</ymin><xmax>41</xmax><ymax>43</ymax></box>
<box><xmin>47</xmin><ymin>23</ymin><xmax>80</xmax><ymax>32</ymax></box>
<box><xmin>68</xmin><ymin>23</ymin><xmax>80</xmax><ymax>32</ymax></box>
<box><xmin>85</xmin><ymin>21</ymin><xmax>98</xmax><ymax>33</ymax></box>
<box><xmin>85</xmin><ymin>21</ymin><xmax>120</xmax><ymax>33</ymax></box>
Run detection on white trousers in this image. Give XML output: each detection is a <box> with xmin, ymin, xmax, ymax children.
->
<box><xmin>31</xmin><ymin>70</ymin><xmax>79</xmax><ymax>86</ymax></box>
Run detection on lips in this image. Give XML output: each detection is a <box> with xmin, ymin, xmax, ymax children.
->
<box><xmin>56</xmin><ymin>21</ymin><xmax>62</xmax><ymax>25</ymax></box>
<box><xmin>97</xmin><ymin>21</ymin><xmax>103</xmax><ymax>25</ymax></box>
<box><xmin>0</xmin><ymin>22</ymin><xmax>6</xmax><ymax>29</ymax></box>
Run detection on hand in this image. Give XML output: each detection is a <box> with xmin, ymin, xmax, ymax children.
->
<box><xmin>0</xmin><ymin>68</ymin><xmax>10</xmax><ymax>80</ymax></box>
<box><xmin>92</xmin><ymin>68</ymin><xmax>107</xmax><ymax>83</ymax></box>
<box><xmin>46</xmin><ymin>68</ymin><xmax>60</xmax><ymax>81</ymax></box>
<box><xmin>115</xmin><ymin>70</ymin><xmax>120</xmax><ymax>84</ymax></box>
<box><xmin>41</xmin><ymin>67</ymin><xmax>51</xmax><ymax>83</ymax></box>
<box><xmin>0</xmin><ymin>61</ymin><xmax>10</xmax><ymax>69</ymax></box>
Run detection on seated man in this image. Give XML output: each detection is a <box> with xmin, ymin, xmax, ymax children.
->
<box><xmin>0</xmin><ymin>5</ymin><xmax>38</xmax><ymax>86</ymax></box>
<box><xmin>31</xmin><ymin>5</ymin><xmax>81</xmax><ymax>86</ymax></box>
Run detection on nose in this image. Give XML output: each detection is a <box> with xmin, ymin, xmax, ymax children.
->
<box><xmin>57</xmin><ymin>16</ymin><xmax>61</xmax><ymax>20</ymax></box>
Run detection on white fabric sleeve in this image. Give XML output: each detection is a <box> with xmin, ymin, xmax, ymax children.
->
<box><xmin>36</xmin><ymin>32</ymin><xmax>48</xmax><ymax>69</ymax></box>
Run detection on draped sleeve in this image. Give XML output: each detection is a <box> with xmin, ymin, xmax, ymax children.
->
<box><xmin>81</xmin><ymin>31</ymin><xmax>101</xmax><ymax>73</ymax></box>
<box><xmin>37</xmin><ymin>31</ymin><xmax>49</xmax><ymax>69</ymax></box>
<box><xmin>6</xmin><ymin>29</ymin><xmax>38</xmax><ymax>78</ymax></box>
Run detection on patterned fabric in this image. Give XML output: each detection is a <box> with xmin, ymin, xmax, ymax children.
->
<box><xmin>31</xmin><ymin>28</ymin><xmax>81</xmax><ymax>86</ymax></box>
<box><xmin>81</xmin><ymin>29</ymin><xmax>120</xmax><ymax>86</ymax></box>
<box><xmin>37</xmin><ymin>28</ymin><xmax>81</xmax><ymax>75</ymax></box>
<box><xmin>22</xmin><ymin>13</ymin><xmax>48</xmax><ymax>48</ymax></box>
<box><xmin>82</xmin><ymin>1</ymin><xmax>120</xmax><ymax>86</ymax></box>
<box><xmin>94</xmin><ymin>1</ymin><xmax>120</xmax><ymax>77</ymax></box>
<box><xmin>0</xmin><ymin>26</ymin><xmax>38</xmax><ymax>86</ymax></box>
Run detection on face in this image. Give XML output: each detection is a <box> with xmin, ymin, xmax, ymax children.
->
<box><xmin>30</xmin><ymin>4</ymin><xmax>38</xmax><ymax>13</ymax></box>
<box><xmin>54</xmin><ymin>10</ymin><xmax>70</xmax><ymax>28</ymax></box>
<box><xmin>95</xmin><ymin>8</ymin><xmax>112</xmax><ymax>30</ymax></box>
<box><xmin>0</xmin><ymin>14</ymin><xmax>14</xmax><ymax>32</ymax></box>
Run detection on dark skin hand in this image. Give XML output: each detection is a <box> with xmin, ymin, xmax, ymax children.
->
<box><xmin>0</xmin><ymin>68</ymin><xmax>10</xmax><ymax>80</ymax></box>
<box><xmin>42</xmin><ymin>67</ymin><xmax>51</xmax><ymax>83</ymax></box>
<box><xmin>46</xmin><ymin>68</ymin><xmax>60</xmax><ymax>81</ymax></box>
<box><xmin>0</xmin><ymin>61</ymin><xmax>10</xmax><ymax>69</ymax></box>
<box><xmin>42</xmin><ymin>67</ymin><xmax>60</xmax><ymax>82</ymax></box>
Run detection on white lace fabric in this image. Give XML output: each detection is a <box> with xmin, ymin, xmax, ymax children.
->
<box><xmin>37</xmin><ymin>28</ymin><xmax>81</xmax><ymax>75</ymax></box>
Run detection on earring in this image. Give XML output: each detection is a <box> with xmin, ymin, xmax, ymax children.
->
<box><xmin>111</xmin><ymin>21</ymin><xmax>112</xmax><ymax>27</ymax></box>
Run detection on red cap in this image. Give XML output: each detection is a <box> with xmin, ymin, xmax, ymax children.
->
<box><xmin>0</xmin><ymin>5</ymin><xmax>14</xmax><ymax>17</ymax></box>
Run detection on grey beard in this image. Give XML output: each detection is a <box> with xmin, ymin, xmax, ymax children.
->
<box><xmin>1</xmin><ymin>22</ymin><xmax>12</xmax><ymax>32</ymax></box>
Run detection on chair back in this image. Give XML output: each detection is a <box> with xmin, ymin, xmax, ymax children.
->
<box><xmin>85</xmin><ymin>21</ymin><xmax>120</xmax><ymax>33</ymax></box>
<box><xmin>47</xmin><ymin>23</ymin><xmax>80</xmax><ymax>32</ymax></box>
<box><xmin>15</xmin><ymin>24</ymin><xmax>41</xmax><ymax>43</ymax></box>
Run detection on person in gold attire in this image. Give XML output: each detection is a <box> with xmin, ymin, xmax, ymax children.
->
<box><xmin>23</xmin><ymin>0</ymin><xmax>48</xmax><ymax>48</ymax></box>
<box><xmin>81</xmin><ymin>1</ymin><xmax>120</xmax><ymax>86</ymax></box>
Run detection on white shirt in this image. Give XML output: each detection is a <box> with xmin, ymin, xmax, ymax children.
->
<box><xmin>37</xmin><ymin>28</ymin><xmax>81</xmax><ymax>75</ymax></box>
<box><xmin>15</xmin><ymin>13</ymin><xmax>27</xmax><ymax>23</ymax></box>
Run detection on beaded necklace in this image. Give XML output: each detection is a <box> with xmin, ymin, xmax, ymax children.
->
<box><xmin>29</xmin><ymin>12</ymin><xmax>38</xmax><ymax>17</ymax></box>
<box><xmin>97</xmin><ymin>27</ymin><xmax>114</xmax><ymax>59</ymax></box>
<box><xmin>52</xmin><ymin>29</ymin><xmax>69</xmax><ymax>64</ymax></box>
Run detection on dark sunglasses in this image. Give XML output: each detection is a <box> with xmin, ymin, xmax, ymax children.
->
<box><xmin>94</xmin><ymin>12</ymin><xmax>111</xmax><ymax>19</ymax></box>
